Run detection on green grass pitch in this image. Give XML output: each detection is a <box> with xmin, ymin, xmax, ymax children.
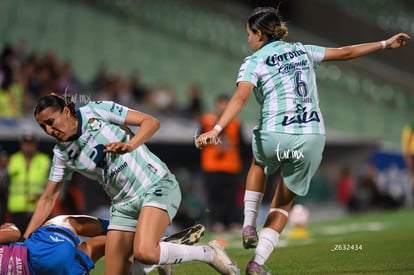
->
<box><xmin>91</xmin><ymin>208</ymin><xmax>414</xmax><ymax>274</ymax></box>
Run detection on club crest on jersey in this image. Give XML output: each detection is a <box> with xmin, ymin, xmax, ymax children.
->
<box><xmin>88</xmin><ymin>118</ymin><xmax>102</xmax><ymax>131</ymax></box>
<box><xmin>147</xmin><ymin>163</ymin><xmax>158</xmax><ymax>173</ymax></box>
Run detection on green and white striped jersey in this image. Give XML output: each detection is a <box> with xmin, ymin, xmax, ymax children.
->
<box><xmin>49</xmin><ymin>101</ymin><xmax>170</xmax><ymax>203</ymax></box>
<box><xmin>237</xmin><ymin>40</ymin><xmax>326</xmax><ymax>135</ymax></box>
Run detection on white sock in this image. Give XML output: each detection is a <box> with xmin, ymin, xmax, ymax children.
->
<box><xmin>158</xmin><ymin>242</ymin><xmax>214</xmax><ymax>265</ymax></box>
<box><xmin>243</xmin><ymin>190</ymin><xmax>264</xmax><ymax>228</ymax></box>
<box><xmin>252</xmin><ymin>227</ymin><xmax>279</xmax><ymax>265</ymax></box>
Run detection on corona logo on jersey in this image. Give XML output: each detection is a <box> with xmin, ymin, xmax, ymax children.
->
<box><xmin>265</xmin><ymin>49</ymin><xmax>307</xmax><ymax>67</ymax></box>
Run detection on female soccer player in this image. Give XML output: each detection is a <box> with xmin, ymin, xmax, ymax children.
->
<box><xmin>1</xmin><ymin>215</ymin><xmax>204</xmax><ymax>274</ymax></box>
<box><xmin>195</xmin><ymin>6</ymin><xmax>410</xmax><ymax>275</ymax></box>
<box><xmin>25</xmin><ymin>94</ymin><xmax>240</xmax><ymax>275</ymax></box>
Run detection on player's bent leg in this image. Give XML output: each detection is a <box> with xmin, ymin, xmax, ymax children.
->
<box><xmin>243</xmin><ymin>157</ymin><xmax>267</xmax><ymax>249</ymax></box>
<box><xmin>247</xmin><ymin>180</ymin><xmax>296</xmax><ymax>274</ymax></box>
<box><xmin>134</xmin><ymin>206</ymin><xmax>170</xmax><ymax>264</ymax></box>
<box><xmin>135</xmin><ymin>207</ymin><xmax>240</xmax><ymax>274</ymax></box>
<box><xmin>265</xmin><ymin>180</ymin><xmax>295</xmax><ymax>231</ymax></box>
<box><xmin>156</xmin><ymin>240</ymin><xmax>240</xmax><ymax>274</ymax></box>
<box><xmin>245</xmin><ymin>157</ymin><xmax>268</xmax><ymax>192</ymax></box>
<box><xmin>68</xmin><ymin>215</ymin><xmax>109</xmax><ymax>236</ymax></box>
<box><xmin>77</xmin><ymin>235</ymin><xmax>106</xmax><ymax>263</ymax></box>
<box><xmin>157</xmin><ymin>224</ymin><xmax>204</xmax><ymax>275</ymax></box>
<box><xmin>129</xmin><ymin>223</ymin><xmax>205</xmax><ymax>275</ymax></box>
<box><xmin>105</xmin><ymin>230</ymin><xmax>134</xmax><ymax>275</ymax></box>
<box><xmin>44</xmin><ymin>215</ymin><xmax>109</xmax><ymax>237</ymax></box>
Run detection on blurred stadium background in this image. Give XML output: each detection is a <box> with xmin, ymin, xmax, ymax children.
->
<box><xmin>0</xmin><ymin>0</ymin><xmax>413</xmax><ymax>228</ymax></box>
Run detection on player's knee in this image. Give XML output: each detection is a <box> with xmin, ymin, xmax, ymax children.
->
<box><xmin>78</xmin><ymin>242</ymin><xmax>91</xmax><ymax>257</ymax></box>
<box><xmin>133</xmin><ymin>243</ymin><xmax>159</xmax><ymax>264</ymax></box>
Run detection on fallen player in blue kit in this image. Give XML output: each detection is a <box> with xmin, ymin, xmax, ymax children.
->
<box><xmin>0</xmin><ymin>215</ymin><xmax>205</xmax><ymax>274</ymax></box>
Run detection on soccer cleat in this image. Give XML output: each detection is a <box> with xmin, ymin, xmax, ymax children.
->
<box><xmin>208</xmin><ymin>240</ymin><xmax>240</xmax><ymax>275</ymax></box>
<box><xmin>242</xmin><ymin>226</ymin><xmax>258</xmax><ymax>249</ymax></box>
<box><xmin>246</xmin><ymin>261</ymin><xmax>271</xmax><ymax>275</ymax></box>
<box><xmin>162</xmin><ymin>224</ymin><xmax>205</xmax><ymax>245</ymax></box>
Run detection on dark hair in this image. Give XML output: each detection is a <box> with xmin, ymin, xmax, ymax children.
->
<box><xmin>34</xmin><ymin>93</ymin><xmax>76</xmax><ymax>116</ymax></box>
<box><xmin>247</xmin><ymin>7</ymin><xmax>288</xmax><ymax>40</ymax></box>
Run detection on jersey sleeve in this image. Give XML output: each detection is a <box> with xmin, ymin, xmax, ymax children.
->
<box><xmin>88</xmin><ymin>101</ymin><xmax>129</xmax><ymax>125</ymax></box>
<box><xmin>49</xmin><ymin>149</ymin><xmax>73</xmax><ymax>182</ymax></box>
<box><xmin>304</xmin><ymin>45</ymin><xmax>326</xmax><ymax>68</ymax></box>
<box><xmin>236</xmin><ymin>55</ymin><xmax>259</xmax><ymax>86</ymax></box>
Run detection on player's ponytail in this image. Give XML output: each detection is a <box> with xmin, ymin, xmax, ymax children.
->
<box><xmin>272</xmin><ymin>24</ymin><xmax>288</xmax><ymax>40</ymax></box>
<box><xmin>248</xmin><ymin>6</ymin><xmax>288</xmax><ymax>40</ymax></box>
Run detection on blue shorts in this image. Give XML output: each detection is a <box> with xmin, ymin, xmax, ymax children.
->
<box><xmin>24</xmin><ymin>224</ymin><xmax>94</xmax><ymax>275</ymax></box>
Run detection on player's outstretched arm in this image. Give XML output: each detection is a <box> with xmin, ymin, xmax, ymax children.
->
<box><xmin>23</xmin><ymin>180</ymin><xmax>64</xmax><ymax>239</ymax></box>
<box><xmin>324</xmin><ymin>33</ymin><xmax>410</xmax><ymax>61</ymax></box>
<box><xmin>195</xmin><ymin>81</ymin><xmax>253</xmax><ymax>149</ymax></box>
<box><xmin>78</xmin><ymin>235</ymin><xmax>107</xmax><ymax>263</ymax></box>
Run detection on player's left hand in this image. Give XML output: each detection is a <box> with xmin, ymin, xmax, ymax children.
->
<box><xmin>385</xmin><ymin>33</ymin><xmax>410</xmax><ymax>48</ymax></box>
<box><xmin>104</xmin><ymin>142</ymin><xmax>132</xmax><ymax>154</ymax></box>
<box><xmin>195</xmin><ymin>129</ymin><xmax>221</xmax><ymax>149</ymax></box>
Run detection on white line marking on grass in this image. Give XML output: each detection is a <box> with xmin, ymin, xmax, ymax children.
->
<box><xmin>319</xmin><ymin>222</ymin><xmax>385</xmax><ymax>235</ymax></box>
